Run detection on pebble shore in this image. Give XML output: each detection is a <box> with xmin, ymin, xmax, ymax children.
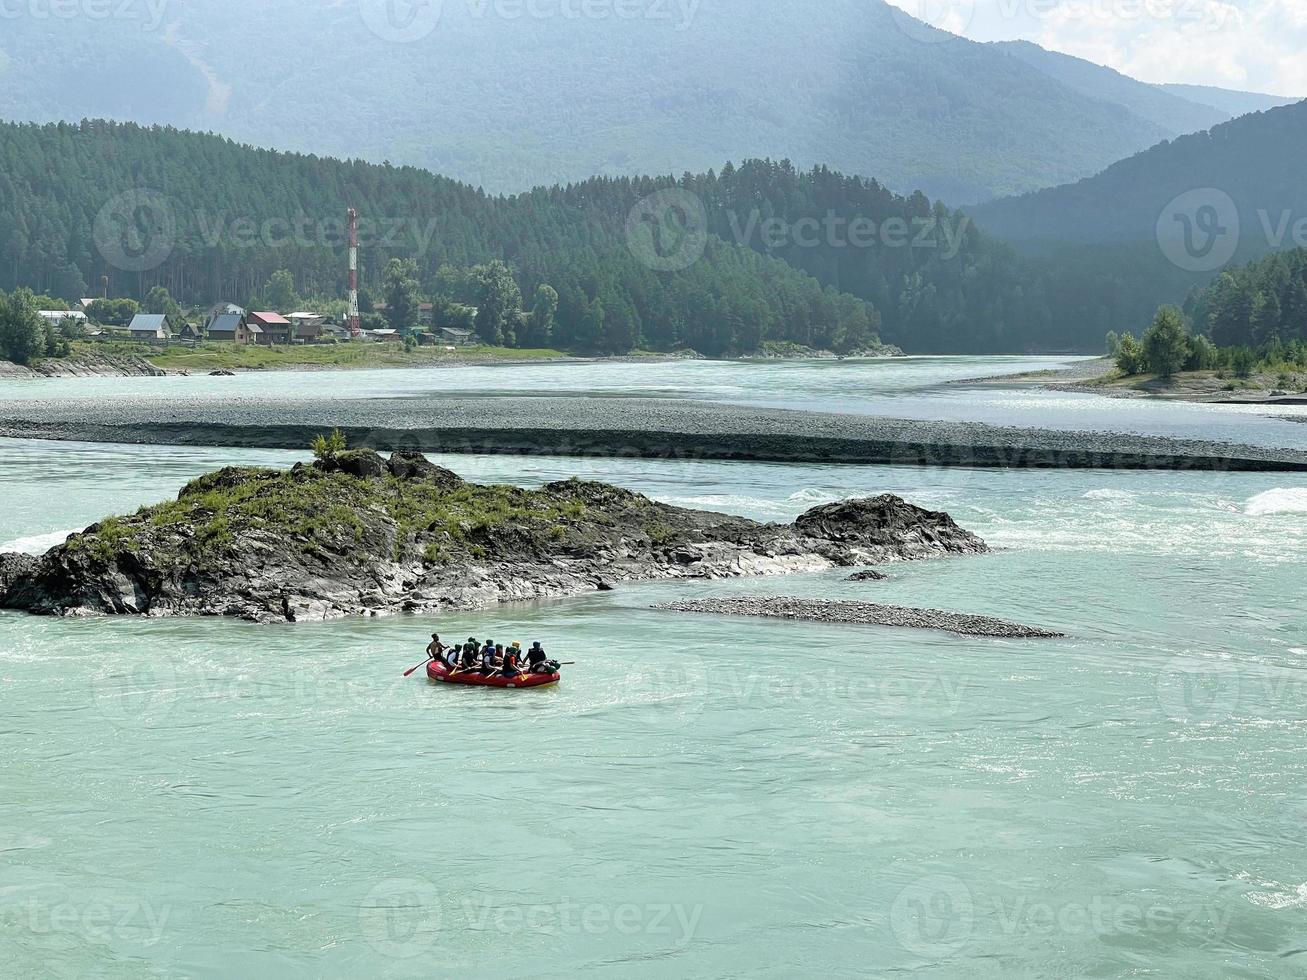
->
<box><xmin>655</xmin><ymin>596</ymin><xmax>1065</xmax><ymax>638</ymax></box>
<box><xmin>1</xmin><ymin>394</ymin><xmax>1305</xmax><ymax>470</ymax></box>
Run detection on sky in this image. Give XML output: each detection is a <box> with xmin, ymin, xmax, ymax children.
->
<box><xmin>885</xmin><ymin>0</ymin><xmax>1306</xmax><ymax>95</ymax></box>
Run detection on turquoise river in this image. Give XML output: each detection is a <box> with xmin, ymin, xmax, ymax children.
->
<box><xmin>2</xmin><ymin>356</ymin><xmax>1305</xmax><ymax>977</ymax></box>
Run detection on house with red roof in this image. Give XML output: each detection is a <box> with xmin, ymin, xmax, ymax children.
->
<box><xmin>248</xmin><ymin>312</ymin><xmax>292</xmax><ymax>346</ymax></box>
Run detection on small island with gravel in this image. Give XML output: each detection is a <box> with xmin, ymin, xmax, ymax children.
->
<box><xmin>0</xmin><ymin>443</ymin><xmax>1018</xmax><ymax>626</ymax></box>
<box><xmin>655</xmin><ymin>596</ymin><xmax>1064</xmax><ymax>638</ymax></box>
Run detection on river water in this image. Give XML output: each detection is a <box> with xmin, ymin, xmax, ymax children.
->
<box><xmin>2</xmin><ymin>357</ymin><xmax>1306</xmax><ymax>977</ymax></box>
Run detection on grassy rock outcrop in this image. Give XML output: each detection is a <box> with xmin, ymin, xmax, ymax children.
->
<box><xmin>0</xmin><ymin>451</ymin><xmax>986</xmax><ymax>623</ymax></box>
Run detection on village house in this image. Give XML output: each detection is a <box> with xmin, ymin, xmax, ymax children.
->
<box><xmin>288</xmin><ymin>313</ymin><xmax>324</xmax><ymax>343</ymax></box>
<box><xmin>38</xmin><ymin>310</ymin><xmax>89</xmax><ymax>329</ymax></box>
<box><xmin>247</xmin><ymin>312</ymin><xmax>293</xmax><ymax>345</ymax></box>
<box><xmin>127</xmin><ymin>313</ymin><xmax>177</xmax><ymax>343</ymax></box>
<box><xmin>319</xmin><ymin>323</ymin><xmax>353</xmax><ymax>342</ymax></box>
<box><xmin>206</xmin><ymin>312</ymin><xmax>253</xmax><ymax>344</ymax></box>
<box><xmin>438</xmin><ymin>327</ymin><xmax>475</xmax><ymax>346</ymax></box>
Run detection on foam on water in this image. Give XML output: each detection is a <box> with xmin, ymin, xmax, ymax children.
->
<box><xmin>1245</xmin><ymin>488</ymin><xmax>1307</xmax><ymax>516</ymax></box>
<box><xmin>0</xmin><ymin>529</ymin><xmax>77</xmax><ymax>554</ymax></box>
<box><xmin>1083</xmin><ymin>488</ymin><xmax>1135</xmax><ymax>500</ymax></box>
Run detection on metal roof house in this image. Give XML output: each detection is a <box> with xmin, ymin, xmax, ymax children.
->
<box><xmin>127</xmin><ymin>313</ymin><xmax>176</xmax><ymax>342</ymax></box>
<box><xmin>38</xmin><ymin>310</ymin><xmax>89</xmax><ymax>326</ymax></box>
<box><xmin>207</xmin><ymin>313</ymin><xmax>253</xmax><ymax>344</ymax></box>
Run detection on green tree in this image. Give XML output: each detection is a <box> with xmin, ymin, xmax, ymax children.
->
<box><xmin>473</xmin><ymin>260</ymin><xmax>522</xmax><ymax>347</ymax></box>
<box><xmin>86</xmin><ymin>298</ymin><xmax>139</xmax><ymax>326</ymax></box>
<box><xmin>143</xmin><ymin>286</ymin><xmax>180</xmax><ymax>316</ymax></box>
<box><xmin>1142</xmin><ymin>306</ymin><xmax>1189</xmax><ymax>379</ymax></box>
<box><xmin>262</xmin><ymin>269</ymin><xmax>299</xmax><ymax>312</ymax></box>
<box><xmin>1104</xmin><ymin>331</ymin><xmax>1120</xmax><ymax>356</ymax></box>
<box><xmin>525</xmin><ymin>283</ymin><xmax>558</xmax><ymax>347</ymax></box>
<box><xmin>311</xmin><ymin>429</ymin><xmax>348</xmax><ymax>462</ymax></box>
<box><xmin>0</xmin><ymin>289</ymin><xmax>47</xmax><ymax>365</ymax></box>
<box><xmin>382</xmin><ymin>258</ymin><xmax>421</xmax><ymax>335</ymax></box>
<box><xmin>1114</xmin><ymin>332</ymin><xmax>1144</xmax><ymax>375</ymax></box>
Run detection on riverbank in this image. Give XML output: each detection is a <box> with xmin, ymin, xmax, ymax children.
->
<box><xmin>1053</xmin><ymin>368</ymin><xmax>1307</xmax><ymax>405</ymax></box>
<box><xmin>955</xmin><ymin>355</ymin><xmax>1307</xmax><ymax>406</ymax></box>
<box><xmin>2</xmin><ymin>341</ymin><xmax>897</xmax><ymax>378</ymax></box>
<box><xmin>0</xmin><ymin>351</ymin><xmax>166</xmax><ymax>379</ymax></box>
<box><xmin>1</xmin><ymin>392</ymin><xmax>1304</xmax><ymax>471</ymax></box>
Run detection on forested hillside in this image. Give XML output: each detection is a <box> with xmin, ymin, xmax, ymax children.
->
<box><xmin>0</xmin><ymin>0</ymin><xmax>1189</xmax><ymax>203</ymax></box>
<box><xmin>1185</xmin><ymin>248</ymin><xmax>1307</xmax><ymax>347</ymax></box>
<box><xmin>968</xmin><ymin>101</ymin><xmax>1307</xmax><ymax>248</ymax></box>
<box><xmin>1</xmin><ymin>120</ymin><xmax>1025</xmax><ymax>354</ymax></box>
<box><xmin>13</xmin><ymin>119</ymin><xmax>1305</xmax><ymax>355</ymax></box>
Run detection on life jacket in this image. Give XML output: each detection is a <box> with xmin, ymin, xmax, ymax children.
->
<box><xmin>504</xmin><ymin>651</ymin><xmax>519</xmax><ymax>670</ymax></box>
<box><xmin>527</xmin><ymin>646</ymin><xmax>547</xmax><ymax>666</ymax></box>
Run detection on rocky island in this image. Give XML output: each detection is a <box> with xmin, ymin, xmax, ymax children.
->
<box><xmin>0</xmin><ymin>448</ymin><xmax>989</xmax><ymax>624</ymax></box>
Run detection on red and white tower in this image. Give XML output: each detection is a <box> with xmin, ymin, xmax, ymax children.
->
<box><xmin>347</xmin><ymin>207</ymin><xmax>361</xmax><ymax>338</ymax></box>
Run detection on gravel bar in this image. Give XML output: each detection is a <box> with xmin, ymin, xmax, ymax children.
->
<box><xmin>654</xmin><ymin>596</ymin><xmax>1065</xmax><ymax>638</ymax></box>
<box><xmin>1</xmin><ymin>394</ymin><xmax>1305</xmax><ymax>470</ymax></box>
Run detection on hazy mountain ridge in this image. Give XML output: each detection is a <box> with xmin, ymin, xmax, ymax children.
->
<box><xmin>991</xmin><ymin>41</ymin><xmax>1229</xmax><ymax>135</ymax></box>
<box><xmin>967</xmin><ymin>100</ymin><xmax>1307</xmax><ymax>250</ymax></box>
<box><xmin>0</xmin><ymin>0</ymin><xmax>1228</xmax><ymax>204</ymax></box>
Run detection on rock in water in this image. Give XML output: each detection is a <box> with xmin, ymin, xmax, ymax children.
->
<box><xmin>0</xmin><ymin>453</ymin><xmax>988</xmax><ymax>623</ymax></box>
<box><xmin>0</xmin><ymin>553</ymin><xmax>38</xmax><ymax>596</ymax></box>
<box><xmin>846</xmin><ymin>569</ymin><xmax>889</xmax><ymax>582</ymax></box>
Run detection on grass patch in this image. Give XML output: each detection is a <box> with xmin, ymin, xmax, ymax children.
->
<box><xmin>143</xmin><ymin>342</ymin><xmax>566</xmax><ymax>373</ymax></box>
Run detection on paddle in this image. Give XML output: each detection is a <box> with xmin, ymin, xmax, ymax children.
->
<box><xmin>403</xmin><ymin>656</ymin><xmax>434</xmax><ymax>677</ymax></box>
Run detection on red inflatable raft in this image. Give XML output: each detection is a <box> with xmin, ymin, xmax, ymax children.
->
<box><xmin>427</xmin><ymin>661</ymin><xmax>561</xmax><ymax>689</ymax></box>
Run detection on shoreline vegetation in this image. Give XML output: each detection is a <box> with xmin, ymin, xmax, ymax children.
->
<box><xmin>957</xmin><ymin>356</ymin><xmax>1307</xmax><ymax>406</ymax></box>
<box><xmin>0</xmin><ymin>446</ymin><xmax>993</xmax><ymax>625</ymax></box>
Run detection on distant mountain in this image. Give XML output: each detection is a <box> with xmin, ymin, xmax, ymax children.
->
<box><xmin>0</xmin><ymin>0</ymin><xmax>1197</xmax><ymax>203</ymax></box>
<box><xmin>991</xmin><ymin>41</ymin><xmax>1228</xmax><ymax>135</ymax></box>
<box><xmin>1156</xmin><ymin>84</ymin><xmax>1299</xmax><ymax>118</ymax></box>
<box><xmin>967</xmin><ymin>100</ymin><xmax>1307</xmax><ymax>254</ymax></box>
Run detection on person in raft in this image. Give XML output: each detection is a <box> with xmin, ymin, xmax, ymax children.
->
<box><xmin>426</xmin><ymin>634</ymin><xmax>446</xmax><ymax>664</ymax></box>
<box><xmin>526</xmin><ymin>641</ymin><xmax>560</xmax><ymax>674</ymax></box>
